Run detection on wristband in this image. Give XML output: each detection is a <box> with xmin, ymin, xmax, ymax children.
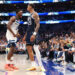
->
<box><xmin>33</xmin><ymin>32</ymin><xmax>37</xmax><ymax>36</ymax></box>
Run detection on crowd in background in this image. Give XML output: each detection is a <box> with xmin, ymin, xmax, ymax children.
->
<box><xmin>39</xmin><ymin>32</ymin><xmax>75</xmax><ymax>64</ymax></box>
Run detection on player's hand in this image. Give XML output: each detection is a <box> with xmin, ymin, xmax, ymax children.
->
<box><xmin>30</xmin><ymin>35</ymin><xmax>36</xmax><ymax>42</ymax></box>
<box><xmin>16</xmin><ymin>33</ymin><xmax>20</xmax><ymax>38</ymax></box>
<box><xmin>13</xmin><ymin>33</ymin><xmax>20</xmax><ymax>38</ymax></box>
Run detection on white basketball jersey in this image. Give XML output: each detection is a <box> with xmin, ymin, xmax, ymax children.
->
<box><xmin>6</xmin><ymin>19</ymin><xmax>20</xmax><ymax>42</ymax></box>
<box><xmin>10</xmin><ymin>20</ymin><xmax>20</xmax><ymax>33</ymax></box>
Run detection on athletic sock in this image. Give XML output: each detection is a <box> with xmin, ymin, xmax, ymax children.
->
<box><xmin>31</xmin><ymin>61</ymin><xmax>36</xmax><ymax>67</ymax></box>
<box><xmin>6</xmin><ymin>56</ymin><xmax>14</xmax><ymax>65</ymax></box>
<box><xmin>6</xmin><ymin>60</ymin><xmax>11</xmax><ymax>65</ymax></box>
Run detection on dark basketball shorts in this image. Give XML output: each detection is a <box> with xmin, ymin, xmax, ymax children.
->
<box><xmin>26</xmin><ymin>31</ymin><xmax>40</xmax><ymax>46</ymax></box>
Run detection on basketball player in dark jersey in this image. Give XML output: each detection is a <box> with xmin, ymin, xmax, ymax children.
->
<box><xmin>23</xmin><ymin>4</ymin><xmax>45</xmax><ymax>71</ymax></box>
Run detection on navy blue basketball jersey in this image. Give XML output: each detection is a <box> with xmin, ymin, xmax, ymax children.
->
<box><xmin>27</xmin><ymin>13</ymin><xmax>36</xmax><ymax>32</ymax></box>
<box><xmin>26</xmin><ymin>12</ymin><xmax>40</xmax><ymax>45</ymax></box>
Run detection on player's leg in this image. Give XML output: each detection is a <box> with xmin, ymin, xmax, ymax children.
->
<box><xmin>26</xmin><ymin>45</ymin><xmax>37</xmax><ymax>71</ymax></box>
<box><xmin>8</xmin><ymin>45</ymin><xmax>19</xmax><ymax>70</ymax></box>
<box><xmin>7</xmin><ymin>46</ymin><xmax>14</xmax><ymax>61</ymax></box>
<box><xmin>5</xmin><ymin>43</ymin><xmax>18</xmax><ymax>71</ymax></box>
<box><xmin>5</xmin><ymin>44</ymin><xmax>15</xmax><ymax>71</ymax></box>
<box><xmin>33</xmin><ymin>45</ymin><xmax>45</xmax><ymax>71</ymax></box>
<box><xmin>26</xmin><ymin>45</ymin><xmax>34</xmax><ymax>61</ymax></box>
<box><xmin>33</xmin><ymin>34</ymin><xmax>45</xmax><ymax>71</ymax></box>
<box><xmin>25</xmin><ymin>32</ymin><xmax>37</xmax><ymax>71</ymax></box>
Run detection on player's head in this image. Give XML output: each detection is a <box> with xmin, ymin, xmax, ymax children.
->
<box><xmin>16</xmin><ymin>9</ymin><xmax>23</xmax><ymax>19</ymax></box>
<box><xmin>27</xmin><ymin>4</ymin><xmax>35</xmax><ymax>12</ymax></box>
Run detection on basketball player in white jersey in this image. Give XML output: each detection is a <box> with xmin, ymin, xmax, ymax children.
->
<box><xmin>5</xmin><ymin>9</ymin><xmax>23</xmax><ymax>71</ymax></box>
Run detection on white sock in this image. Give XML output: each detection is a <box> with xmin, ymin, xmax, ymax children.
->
<box><xmin>11</xmin><ymin>56</ymin><xmax>14</xmax><ymax>61</ymax></box>
<box><xmin>31</xmin><ymin>61</ymin><xmax>36</xmax><ymax>67</ymax></box>
<box><xmin>33</xmin><ymin>45</ymin><xmax>43</xmax><ymax>67</ymax></box>
<box><xmin>6</xmin><ymin>60</ymin><xmax>12</xmax><ymax>64</ymax></box>
<box><xmin>6</xmin><ymin>56</ymin><xmax>14</xmax><ymax>65</ymax></box>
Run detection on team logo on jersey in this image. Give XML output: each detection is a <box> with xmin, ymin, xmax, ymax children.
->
<box><xmin>15</xmin><ymin>20</ymin><xmax>20</xmax><ymax>25</ymax></box>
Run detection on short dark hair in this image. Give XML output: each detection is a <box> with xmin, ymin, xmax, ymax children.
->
<box><xmin>28</xmin><ymin>4</ymin><xmax>35</xmax><ymax>8</ymax></box>
<box><xmin>16</xmin><ymin>9</ymin><xmax>22</xmax><ymax>14</ymax></box>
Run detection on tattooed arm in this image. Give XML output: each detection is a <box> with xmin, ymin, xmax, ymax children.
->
<box><xmin>30</xmin><ymin>12</ymin><xmax>40</xmax><ymax>42</ymax></box>
<box><xmin>33</xmin><ymin>12</ymin><xmax>40</xmax><ymax>33</ymax></box>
